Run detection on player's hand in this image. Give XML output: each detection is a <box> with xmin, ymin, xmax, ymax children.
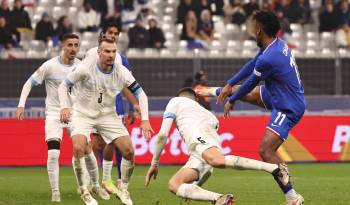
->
<box><xmin>140</xmin><ymin>120</ymin><xmax>154</xmax><ymax>140</ymax></box>
<box><xmin>127</xmin><ymin>110</ymin><xmax>136</xmax><ymax>125</ymax></box>
<box><xmin>60</xmin><ymin>108</ymin><xmax>71</xmax><ymax>124</ymax></box>
<box><xmin>16</xmin><ymin>107</ymin><xmax>25</xmax><ymax>120</ymax></box>
<box><xmin>217</xmin><ymin>84</ymin><xmax>232</xmax><ymax>104</ymax></box>
<box><xmin>224</xmin><ymin>101</ymin><xmax>235</xmax><ymax>118</ymax></box>
<box><xmin>145</xmin><ymin>165</ymin><xmax>158</xmax><ymax>187</ymax></box>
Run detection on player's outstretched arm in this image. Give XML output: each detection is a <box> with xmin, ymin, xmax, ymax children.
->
<box><xmin>224</xmin><ymin>74</ymin><xmax>260</xmax><ymax>118</ymax></box>
<box><xmin>17</xmin><ymin>79</ymin><xmax>35</xmax><ymax>120</ymax></box>
<box><xmin>145</xmin><ymin>118</ymin><xmax>173</xmax><ymax>187</ymax></box>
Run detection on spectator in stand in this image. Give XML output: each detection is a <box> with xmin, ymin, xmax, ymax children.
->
<box><xmin>199</xmin><ymin>9</ymin><xmax>214</xmax><ymax>43</ymax></box>
<box><xmin>0</xmin><ymin>0</ymin><xmax>11</xmax><ymax>22</ymax></box>
<box><xmin>55</xmin><ymin>15</ymin><xmax>73</xmax><ymax>41</ymax></box>
<box><xmin>193</xmin><ymin>0</ymin><xmax>212</xmax><ymax>19</ymax></box>
<box><xmin>336</xmin><ymin>23</ymin><xmax>350</xmax><ymax>47</ymax></box>
<box><xmin>77</xmin><ymin>0</ymin><xmax>100</xmax><ymax>33</ymax></box>
<box><xmin>224</xmin><ymin>0</ymin><xmax>247</xmax><ymax>25</ymax></box>
<box><xmin>319</xmin><ymin>1</ymin><xmax>339</xmax><ymax>32</ymax></box>
<box><xmin>0</xmin><ymin>15</ymin><xmax>17</xmax><ymax>49</ymax></box>
<box><xmin>262</xmin><ymin>0</ymin><xmax>273</xmax><ymax>11</ymax></box>
<box><xmin>147</xmin><ymin>16</ymin><xmax>165</xmax><ymax>49</ymax></box>
<box><xmin>92</xmin><ymin>0</ymin><xmax>122</xmax><ymax>29</ymax></box>
<box><xmin>192</xmin><ymin>71</ymin><xmax>211</xmax><ymax>111</ymax></box>
<box><xmin>123</xmin><ymin>0</ymin><xmax>134</xmax><ymax>11</ymax></box>
<box><xmin>298</xmin><ymin>0</ymin><xmax>311</xmax><ymax>24</ymax></box>
<box><xmin>338</xmin><ymin>0</ymin><xmax>350</xmax><ymax>25</ymax></box>
<box><xmin>35</xmin><ymin>12</ymin><xmax>54</xmax><ymax>43</ymax></box>
<box><xmin>181</xmin><ymin>10</ymin><xmax>200</xmax><ymax>41</ymax></box>
<box><xmin>128</xmin><ymin>15</ymin><xmax>149</xmax><ymax>49</ymax></box>
<box><xmin>177</xmin><ymin>0</ymin><xmax>194</xmax><ymax>24</ymax></box>
<box><xmin>243</xmin><ymin>0</ymin><xmax>259</xmax><ymax>17</ymax></box>
<box><xmin>10</xmin><ymin>0</ymin><xmax>31</xmax><ymax>29</ymax></box>
<box><xmin>211</xmin><ymin>0</ymin><xmax>224</xmax><ymax>16</ymax></box>
<box><xmin>277</xmin><ymin>0</ymin><xmax>304</xmax><ymax>24</ymax></box>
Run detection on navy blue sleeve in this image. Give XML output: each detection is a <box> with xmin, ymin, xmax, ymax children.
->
<box><xmin>227</xmin><ymin>51</ymin><xmax>262</xmax><ymax>86</ymax></box>
<box><xmin>228</xmin><ymin>74</ymin><xmax>260</xmax><ymax>103</ymax></box>
<box><xmin>121</xmin><ymin>55</ymin><xmax>131</xmax><ymax>71</ymax></box>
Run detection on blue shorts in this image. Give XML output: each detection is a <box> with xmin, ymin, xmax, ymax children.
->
<box><xmin>260</xmin><ymin>85</ymin><xmax>302</xmax><ymax>140</ymax></box>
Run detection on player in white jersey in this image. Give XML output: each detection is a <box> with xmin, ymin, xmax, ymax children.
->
<box><xmin>145</xmin><ymin>88</ymin><xmax>290</xmax><ymax>205</ymax></box>
<box><xmin>84</xmin><ymin>23</ymin><xmax>139</xmax><ymax>195</ymax></box>
<box><xmin>16</xmin><ymin>34</ymin><xmax>82</xmax><ymax>202</ymax></box>
<box><xmin>58</xmin><ymin>38</ymin><xmax>153</xmax><ymax>205</ymax></box>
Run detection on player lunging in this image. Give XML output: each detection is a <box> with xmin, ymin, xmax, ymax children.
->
<box><xmin>59</xmin><ymin>38</ymin><xmax>153</xmax><ymax>205</ymax></box>
<box><xmin>16</xmin><ymin>34</ymin><xmax>82</xmax><ymax>202</ymax></box>
<box><xmin>145</xmin><ymin>88</ymin><xmax>290</xmax><ymax>205</ymax></box>
<box><xmin>197</xmin><ymin>11</ymin><xmax>305</xmax><ymax>205</ymax></box>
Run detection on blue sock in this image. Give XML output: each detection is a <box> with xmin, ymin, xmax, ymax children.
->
<box><xmin>115</xmin><ymin>148</ymin><xmax>122</xmax><ymax>179</ymax></box>
<box><xmin>272</xmin><ymin>169</ymin><xmax>293</xmax><ymax>193</ymax></box>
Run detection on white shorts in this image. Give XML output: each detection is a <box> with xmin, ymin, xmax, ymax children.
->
<box><xmin>45</xmin><ymin>112</ymin><xmax>72</xmax><ymax>142</ymax></box>
<box><xmin>182</xmin><ymin>135</ymin><xmax>221</xmax><ymax>186</ymax></box>
<box><xmin>71</xmin><ymin>112</ymin><xmax>129</xmax><ymax>144</ymax></box>
<box><xmin>91</xmin><ymin>115</ymin><xmax>125</xmax><ymax>135</ymax></box>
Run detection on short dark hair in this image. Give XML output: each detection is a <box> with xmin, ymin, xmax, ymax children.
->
<box><xmin>177</xmin><ymin>87</ymin><xmax>197</xmax><ymax>97</ymax></box>
<box><xmin>62</xmin><ymin>33</ymin><xmax>79</xmax><ymax>42</ymax></box>
<box><xmin>253</xmin><ymin>10</ymin><xmax>280</xmax><ymax>37</ymax></box>
<box><xmin>98</xmin><ymin>37</ymin><xmax>115</xmax><ymax>47</ymax></box>
<box><xmin>101</xmin><ymin>21</ymin><xmax>120</xmax><ymax>34</ymax></box>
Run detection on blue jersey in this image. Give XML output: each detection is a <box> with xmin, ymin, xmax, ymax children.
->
<box><xmin>115</xmin><ymin>54</ymin><xmax>133</xmax><ymax>115</ymax></box>
<box><xmin>228</xmin><ymin>38</ymin><xmax>306</xmax><ymax>116</ymax></box>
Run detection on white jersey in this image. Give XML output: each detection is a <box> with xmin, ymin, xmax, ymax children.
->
<box><xmin>85</xmin><ymin>46</ymin><xmax>123</xmax><ymax>66</ymax></box>
<box><xmin>30</xmin><ymin>56</ymin><xmax>81</xmax><ymax>113</ymax></box>
<box><xmin>163</xmin><ymin>97</ymin><xmax>219</xmax><ymax>149</ymax></box>
<box><xmin>65</xmin><ymin>57</ymin><xmax>136</xmax><ymax>118</ymax></box>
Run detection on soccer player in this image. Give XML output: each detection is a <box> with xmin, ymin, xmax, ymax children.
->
<box><xmin>58</xmin><ymin>38</ymin><xmax>153</xmax><ymax>205</ymax></box>
<box><xmin>145</xmin><ymin>88</ymin><xmax>290</xmax><ymax>205</ymax></box>
<box><xmin>84</xmin><ymin>22</ymin><xmax>138</xmax><ymax>195</ymax></box>
<box><xmin>197</xmin><ymin>11</ymin><xmax>305</xmax><ymax>205</ymax></box>
<box><xmin>16</xmin><ymin>34</ymin><xmax>82</xmax><ymax>202</ymax></box>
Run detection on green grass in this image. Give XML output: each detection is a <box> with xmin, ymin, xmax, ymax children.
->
<box><xmin>0</xmin><ymin>164</ymin><xmax>349</xmax><ymax>205</ymax></box>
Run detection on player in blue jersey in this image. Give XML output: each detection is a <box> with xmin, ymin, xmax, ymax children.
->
<box><xmin>197</xmin><ymin>11</ymin><xmax>305</xmax><ymax>205</ymax></box>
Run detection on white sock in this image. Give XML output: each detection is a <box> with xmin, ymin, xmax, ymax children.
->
<box><xmin>224</xmin><ymin>155</ymin><xmax>278</xmax><ymax>173</ymax></box>
<box><xmin>85</xmin><ymin>152</ymin><xmax>100</xmax><ymax>187</ymax></box>
<box><xmin>47</xmin><ymin>150</ymin><xmax>60</xmax><ymax>192</ymax></box>
<box><xmin>82</xmin><ymin>162</ymin><xmax>91</xmax><ymax>186</ymax></box>
<box><xmin>121</xmin><ymin>158</ymin><xmax>134</xmax><ymax>184</ymax></box>
<box><xmin>102</xmin><ymin>160</ymin><xmax>113</xmax><ymax>181</ymax></box>
<box><xmin>286</xmin><ymin>189</ymin><xmax>298</xmax><ymax>201</ymax></box>
<box><xmin>176</xmin><ymin>183</ymin><xmax>221</xmax><ymax>201</ymax></box>
<box><xmin>72</xmin><ymin>157</ymin><xmax>87</xmax><ymax>191</ymax></box>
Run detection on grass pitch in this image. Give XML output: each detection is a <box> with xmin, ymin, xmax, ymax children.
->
<box><xmin>0</xmin><ymin>163</ymin><xmax>349</xmax><ymax>205</ymax></box>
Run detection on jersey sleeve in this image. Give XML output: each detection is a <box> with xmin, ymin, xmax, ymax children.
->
<box><xmin>30</xmin><ymin>63</ymin><xmax>49</xmax><ymax>86</ymax></box>
<box><xmin>253</xmin><ymin>57</ymin><xmax>273</xmax><ymax>80</ymax></box>
<box><xmin>65</xmin><ymin>60</ymin><xmax>89</xmax><ymax>86</ymax></box>
<box><xmin>163</xmin><ymin>98</ymin><xmax>178</xmax><ymax>120</ymax></box>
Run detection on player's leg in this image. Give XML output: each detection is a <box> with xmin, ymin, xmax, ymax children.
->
<box><xmin>91</xmin><ymin>132</ymin><xmax>106</xmax><ymax>161</ymax></box>
<box><xmin>101</xmin><ymin>143</ymin><xmax>119</xmax><ymax>194</ymax></box>
<box><xmin>261</xmin><ymin>111</ymin><xmax>304</xmax><ymax>205</ymax></box>
<box><xmin>196</xmin><ymin>85</ymin><xmax>269</xmax><ymax>109</ymax></box>
<box><xmin>45</xmin><ymin>116</ymin><xmax>64</xmax><ymax>202</ymax></box>
<box><xmin>169</xmin><ymin>157</ymin><xmax>234</xmax><ymax>205</ymax></box>
<box><xmin>84</xmin><ymin>140</ymin><xmax>110</xmax><ymax>200</ymax></box>
<box><xmin>70</xmin><ymin>115</ymin><xmax>98</xmax><ymax>205</ymax></box>
<box><xmin>46</xmin><ymin>139</ymin><xmax>61</xmax><ymax>202</ymax></box>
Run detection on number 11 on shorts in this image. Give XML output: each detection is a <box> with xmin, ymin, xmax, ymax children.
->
<box><xmin>274</xmin><ymin>112</ymin><xmax>286</xmax><ymax>126</ymax></box>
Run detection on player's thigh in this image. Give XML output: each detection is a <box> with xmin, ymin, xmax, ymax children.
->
<box><xmin>92</xmin><ymin>133</ymin><xmax>106</xmax><ymax>151</ymax></box>
<box><xmin>260</xmin><ymin>129</ymin><xmax>284</xmax><ymax>154</ymax></box>
<box><xmin>239</xmin><ymin>85</ymin><xmax>269</xmax><ymax>109</ymax></box>
<box><xmin>181</xmin><ymin>155</ymin><xmax>213</xmax><ymax>187</ymax></box>
<box><xmin>202</xmin><ymin>147</ymin><xmax>225</xmax><ymax>168</ymax></box>
<box><xmin>70</xmin><ymin>112</ymin><xmax>94</xmax><ymax>143</ymax></box>
<box><xmin>113</xmin><ymin>135</ymin><xmax>134</xmax><ymax>160</ymax></box>
<box><xmin>45</xmin><ymin>114</ymin><xmax>64</xmax><ymax>142</ymax></box>
<box><xmin>169</xmin><ymin>168</ymin><xmax>199</xmax><ymax>193</ymax></box>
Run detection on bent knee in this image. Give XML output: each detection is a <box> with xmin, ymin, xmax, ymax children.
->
<box><xmin>122</xmin><ymin>148</ymin><xmax>134</xmax><ymax>160</ymax></box>
<box><xmin>168</xmin><ymin>179</ymin><xmax>180</xmax><ymax>194</ymax></box>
